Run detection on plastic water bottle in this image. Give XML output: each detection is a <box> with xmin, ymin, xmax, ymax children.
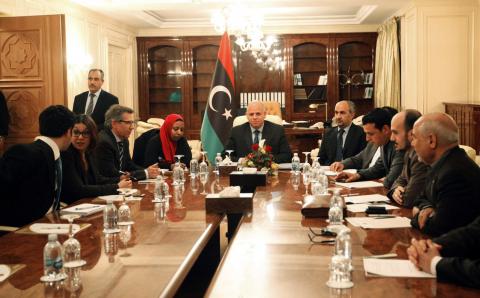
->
<box><xmin>328</xmin><ymin>190</ymin><xmax>344</xmax><ymax>225</ymax></box>
<box><xmin>43</xmin><ymin>234</ymin><xmax>64</xmax><ymax>280</ymax></box>
<box><xmin>291</xmin><ymin>153</ymin><xmax>301</xmax><ymax>172</ymax></box>
<box><xmin>214</xmin><ymin>153</ymin><xmax>223</xmax><ymax>174</ymax></box>
<box><xmin>103</xmin><ymin>200</ymin><xmax>118</xmax><ymax>232</ymax></box>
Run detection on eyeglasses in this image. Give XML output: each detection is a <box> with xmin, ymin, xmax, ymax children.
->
<box><xmin>72</xmin><ymin>129</ymin><xmax>91</xmax><ymax>137</ymax></box>
<box><xmin>307</xmin><ymin>227</ymin><xmax>337</xmax><ymax>245</ymax></box>
<box><xmin>118</xmin><ymin>120</ymin><xmax>136</xmax><ymax>126</ymax></box>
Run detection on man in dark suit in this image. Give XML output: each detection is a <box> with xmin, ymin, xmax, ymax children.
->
<box><xmin>407</xmin><ymin>215</ymin><xmax>480</xmax><ymax>288</ymax></box>
<box><xmin>0</xmin><ymin>90</ymin><xmax>9</xmax><ymax>155</ymax></box>
<box><xmin>73</xmin><ymin>69</ymin><xmax>118</xmax><ymax>131</ymax></box>
<box><xmin>319</xmin><ymin>100</ymin><xmax>367</xmax><ymax>166</ymax></box>
<box><xmin>96</xmin><ymin>104</ymin><xmax>159</xmax><ymax>181</ymax></box>
<box><xmin>410</xmin><ymin>113</ymin><xmax>480</xmax><ymax>236</ymax></box>
<box><xmin>336</xmin><ymin>108</ymin><xmax>405</xmax><ymax>188</ymax></box>
<box><xmin>224</xmin><ymin>101</ymin><xmax>292</xmax><ymax>163</ymax></box>
<box><xmin>387</xmin><ymin>110</ymin><xmax>429</xmax><ymax>208</ymax></box>
<box><xmin>0</xmin><ymin>105</ymin><xmax>75</xmax><ymax>227</ymax></box>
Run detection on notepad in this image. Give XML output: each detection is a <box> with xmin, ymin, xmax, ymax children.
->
<box><xmin>60</xmin><ymin>203</ymin><xmax>104</xmax><ymax>216</ymax></box>
<box><xmin>346</xmin><ymin>217</ymin><xmax>411</xmax><ymax>229</ymax></box>
<box><xmin>346</xmin><ymin>203</ymin><xmax>399</xmax><ymax>213</ymax></box>
<box><xmin>345</xmin><ymin>194</ymin><xmax>390</xmax><ymax>204</ymax></box>
<box><xmin>363</xmin><ymin>258</ymin><xmax>435</xmax><ymax>278</ymax></box>
<box><xmin>336</xmin><ymin>181</ymin><xmax>384</xmax><ymax>188</ymax></box>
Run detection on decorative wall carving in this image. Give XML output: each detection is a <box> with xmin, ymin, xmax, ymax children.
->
<box><xmin>0</xmin><ymin>31</ymin><xmax>40</xmax><ymax>78</ymax></box>
<box><xmin>6</xmin><ymin>90</ymin><xmax>40</xmax><ymax>133</ymax></box>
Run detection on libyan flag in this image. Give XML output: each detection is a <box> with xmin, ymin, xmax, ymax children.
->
<box><xmin>201</xmin><ymin>32</ymin><xmax>236</xmax><ymax>164</ymax></box>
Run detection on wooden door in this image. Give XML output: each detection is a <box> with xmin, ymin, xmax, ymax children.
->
<box><xmin>0</xmin><ymin>14</ymin><xmax>67</xmax><ymax>146</ymax></box>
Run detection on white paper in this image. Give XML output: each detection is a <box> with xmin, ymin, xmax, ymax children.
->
<box><xmin>29</xmin><ymin>223</ymin><xmax>81</xmax><ymax>234</ymax></box>
<box><xmin>346</xmin><ymin>203</ymin><xmax>399</xmax><ymax>213</ymax></box>
<box><xmin>345</xmin><ymin>194</ymin><xmax>390</xmax><ymax>204</ymax></box>
<box><xmin>335</xmin><ymin>181</ymin><xmax>384</xmax><ymax>189</ymax></box>
<box><xmin>363</xmin><ymin>259</ymin><xmax>435</xmax><ymax>278</ymax></box>
<box><xmin>346</xmin><ymin>217</ymin><xmax>411</xmax><ymax>229</ymax></box>
<box><xmin>138</xmin><ymin>179</ymin><xmax>157</xmax><ymax>184</ymax></box>
<box><xmin>0</xmin><ymin>265</ymin><xmax>11</xmax><ymax>282</ymax></box>
<box><xmin>206</xmin><ymin>193</ymin><xmax>253</xmax><ymax>199</ymax></box>
<box><xmin>61</xmin><ymin>203</ymin><xmax>104</xmax><ymax>216</ymax></box>
<box><xmin>278</xmin><ymin>163</ymin><xmax>292</xmax><ymax>170</ymax></box>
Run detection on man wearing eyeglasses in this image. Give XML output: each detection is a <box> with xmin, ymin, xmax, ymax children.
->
<box><xmin>73</xmin><ymin>69</ymin><xmax>118</xmax><ymax>131</ymax></box>
<box><xmin>96</xmin><ymin>104</ymin><xmax>159</xmax><ymax>181</ymax></box>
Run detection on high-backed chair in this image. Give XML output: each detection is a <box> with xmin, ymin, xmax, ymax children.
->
<box><xmin>263</xmin><ymin>101</ymin><xmax>282</xmax><ymax>118</ymax></box>
<box><xmin>233</xmin><ymin>114</ymin><xmax>283</xmax><ymax>127</ymax></box>
<box><xmin>459</xmin><ymin>145</ymin><xmax>476</xmax><ymax>162</ymax></box>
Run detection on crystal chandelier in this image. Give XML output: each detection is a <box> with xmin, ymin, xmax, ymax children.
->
<box><xmin>211</xmin><ymin>4</ymin><xmax>285</xmax><ymax>71</ymax></box>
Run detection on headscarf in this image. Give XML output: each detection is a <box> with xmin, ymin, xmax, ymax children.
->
<box><xmin>160</xmin><ymin>114</ymin><xmax>184</xmax><ymax>163</ymax></box>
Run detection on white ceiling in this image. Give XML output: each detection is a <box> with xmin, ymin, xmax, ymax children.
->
<box><xmin>72</xmin><ymin>0</ymin><xmax>408</xmax><ymax>30</ymax></box>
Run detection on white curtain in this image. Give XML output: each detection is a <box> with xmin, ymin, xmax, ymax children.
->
<box><xmin>374</xmin><ymin>18</ymin><xmax>400</xmax><ymax>110</ymax></box>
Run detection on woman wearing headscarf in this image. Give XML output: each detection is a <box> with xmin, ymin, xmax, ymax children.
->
<box><xmin>144</xmin><ymin>114</ymin><xmax>192</xmax><ymax>169</ymax></box>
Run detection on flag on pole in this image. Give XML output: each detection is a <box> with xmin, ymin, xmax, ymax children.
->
<box><xmin>201</xmin><ymin>32</ymin><xmax>236</xmax><ymax>164</ymax></box>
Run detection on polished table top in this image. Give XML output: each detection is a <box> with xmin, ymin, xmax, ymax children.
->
<box><xmin>0</xmin><ymin>177</ymin><xmax>223</xmax><ymax>297</ymax></box>
<box><xmin>206</xmin><ymin>172</ymin><xmax>480</xmax><ymax>297</ymax></box>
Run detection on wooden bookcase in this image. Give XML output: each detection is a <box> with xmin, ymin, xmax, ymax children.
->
<box><xmin>137</xmin><ymin>32</ymin><xmax>377</xmax><ymax>138</ymax></box>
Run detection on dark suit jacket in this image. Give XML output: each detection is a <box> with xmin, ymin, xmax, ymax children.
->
<box><xmin>319</xmin><ymin>123</ymin><xmax>367</xmax><ymax>166</ymax></box>
<box><xmin>73</xmin><ymin>90</ymin><xmax>118</xmax><ymax>131</ymax></box>
<box><xmin>60</xmin><ymin>145</ymin><xmax>119</xmax><ymax>204</ymax></box>
<box><xmin>224</xmin><ymin>121</ymin><xmax>292</xmax><ymax>163</ymax></box>
<box><xmin>95</xmin><ymin>128</ymin><xmax>146</xmax><ymax>180</ymax></box>
<box><xmin>342</xmin><ymin>142</ymin><xmax>379</xmax><ymax>170</ymax></box>
<box><xmin>433</xmin><ymin>216</ymin><xmax>480</xmax><ymax>288</ymax></box>
<box><xmin>358</xmin><ymin>141</ymin><xmax>405</xmax><ymax>188</ymax></box>
<box><xmin>144</xmin><ymin>135</ymin><xmax>192</xmax><ymax>169</ymax></box>
<box><xmin>388</xmin><ymin>148</ymin><xmax>429</xmax><ymax>208</ymax></box>
<box><xmin>133</xmin><ymin>129</ymin><xmax>160</xmax><ymax>167</ymax></box>
<box><xmin>0</xmin><ymin>140</ymin><xmax>55</xmax><ymax>227</ymax></box>
<box><xmin>411</xmin><ymin>146</ymin><xmax>480</xmax><ymax>237</ymax></box>
<box><xmin>0</xmin><ymin>90</ymin><xmax>8</xmax><ymax>136</ymax></box>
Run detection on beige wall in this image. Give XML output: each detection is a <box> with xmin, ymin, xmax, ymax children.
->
<box><xmin>0</xmin><ymin>0</ymin><xmax>138</xmax><ymax>112</ymax></box>
<box><xmin>400</xmin><ymin>0</ymin><xmax>479</xmax><ymax>113</ymax></box>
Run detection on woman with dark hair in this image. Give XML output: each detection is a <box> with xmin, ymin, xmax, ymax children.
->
<box><xmin>60</xmin><ymin>114</ymin><xmax>131</xmax><ymax>204</ymax></box>
<box><xmin>144</xmin><ymin>114</ymin><xmax>192</xmax><ymax>169</ymax></box>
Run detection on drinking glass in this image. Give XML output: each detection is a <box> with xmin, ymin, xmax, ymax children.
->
<box><xmin>190</xmin><ymin>176</ymin><xmax>199</xmax><ymax>195</ymax></box>
<box><xmin>61</xmin><ymin>214</ymin><xmax>85</xmax><ymax>292</ymax></box>
<box><xmin>302</xmin><ymin>170</ymin><xmax>311</xmax><ymax>195</ymax></box>
<box><xmin>118</xmin><ymin>194</ymin><xmax>132</xmax><ymax>223</ymax></box>
<box><xmin>119</xmin><ymin>224</ymin><xmax>132</xmax><ymax>257</ymax></box>
<box><xmin>291</xmin><ymin>171</ymin><xmax>301</xmax><ymax>190</ymax></box>
<box><xmin>199</xmin><ymin>172</ymin><xmax>208</xmax><ymax>195</ymax></box>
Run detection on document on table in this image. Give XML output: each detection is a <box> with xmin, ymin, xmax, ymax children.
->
<box><xmin>363</xmin><ymin>258</ymin><xmax>435</xmax><ymax>278</ymax></box>
<box><xmin>278</xmin><ymin>163</ymin><xmax>292</xmax><ymax>170</ymax></box>
<box><xmin>138</xmin><ymin>178</ymin><xmax>157</xmax><ymax>184</ymax></box>
<box><xmin>346</xmin><ymin>217</ymin><xmax>411</xmax><ymax>229</ymax></box>
<box><xmin>345</xmin><ymin>194</ymin><xmax>390</xmax><ymax>204</ymax></box>
<box><xmin>335</xmin><ymin>181</ymin><xmax>383</xmax><ymax>188</ymax></box>
<box><xmin>346</xmin><ymin>203</ymin><xmax>399</xmax><ymax>213</ymax></box>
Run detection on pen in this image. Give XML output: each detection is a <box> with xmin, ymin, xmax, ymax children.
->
<box><xmin>74</xmin><ymin>205</ymin><xmax>100</xmax><ymax>210</ymax></box>
<box><xmin>371</xmin><ymin>216</ymin><xmax>397</xmax><ymax>219</ymax></box>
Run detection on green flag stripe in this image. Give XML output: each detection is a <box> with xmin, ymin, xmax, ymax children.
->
<box><xmin>201</xmin><ymin>114</ymin><xmax>224</xmax><ymax>164</ymax></box>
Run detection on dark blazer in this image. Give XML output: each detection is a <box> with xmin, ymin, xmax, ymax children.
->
<box><xmin>387</xmin><ymin>148</ymin><xmax>429</xmax><ymax>208</ymax></box>
<box><xmin>144</xmin><ymin>135</ymin><xmax>192</xmax><ymax>169</ymax></box>
<box><xmin>319</xmin><ymin>123</ymin><xmax>367</xmax><ymax>166</ymax></box>
<box><xmin>224</xmin><ymin>120</ymin><xmax>292</xmax><ymax>163</ymax></box>
<box><xmin>357</xmin><ymin>141</ymin><xmax>405</xmax><ymax>188</ymax></box>
<box><xmin>342</xmin><ymin>142</ymin><xmax>379</xmax><ymax>170</ymax></box>
<box><xmin>60</xmin><ymin>145</ymin><xmax>119</xmax><ymax>204</ymax></box>
<box><xmin>433</xmin><ymin>216</ymin><xmax>480</xmax><ymax>288</ymax></box>
<box><xmin>133</xmin><ymin>129</ymin><xmax>160</xmax><ymax>167</ymax></box>
<box><xmin>95</xmin><ymin>128</ymin><xmax>146</xmax><ymax>180</ymax></box>
<box><xmin>0</xmin><ymin>140</ymin><xmax>55</xmax><ymax>227</ymax></box>
<box><xmin>73</xmin><ymin>90</ymin><xmax>118</xmax><ymax>131</ymax></box>
<box><xmin>0</xmin><ymin>90</ymin><xmax>8</xmax><ymax>136</ymax></box>
<box><xmin>411</xmin><ymin>146</ymin><xmax>480</xmax><ymax>237</ymax></box>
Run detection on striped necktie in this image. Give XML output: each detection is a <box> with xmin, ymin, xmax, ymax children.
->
<box><xmin>118</xmin><ymin>141</ymin><xmax>124</xmax><ymax>171</ymax></box>
<box><xmin>86</xmin><ymin>93</ymin><xmax>95</xmax><ymax>115</ymax></box>
<box><xmin>335</xmin><ymin>128</ymin><xmax>345</xmax><ymax>161</ymax></box>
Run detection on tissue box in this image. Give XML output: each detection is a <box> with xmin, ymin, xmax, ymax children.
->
<box><xmin>229</xmin><ymin>171</ymin><xmax>266</xmax><ymax>193</ymax></box>
<box><xmin>219</xmin><ymin>164</ymin><xmax>237</xmax><ymax>176</ymax></box>
<box><xmin>205</xmin><ymin>193</ymin><xmax>254</xmax><ymax>214</ymax></box>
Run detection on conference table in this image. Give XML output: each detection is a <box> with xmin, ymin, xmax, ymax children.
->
<box><xmin>0</xmin><ymin>171</ymin><xmax>479</xmax><ymax>297</ymax></box>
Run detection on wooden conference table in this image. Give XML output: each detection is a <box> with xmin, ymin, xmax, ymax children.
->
<box><xmin>0</xmin><ymin>171</ymin><xmax>479</xmax><ymax>297</ymax></box>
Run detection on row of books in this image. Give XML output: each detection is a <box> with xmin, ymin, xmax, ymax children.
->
<box><xmin>239</xmin><ymin>92</ymin><xmax>286</xmax><ymax>108</ymax></box>
<box><xmin>294</xmin><ymin>72</ymin><xmax>372</xmax><ymax>86</ymax></box>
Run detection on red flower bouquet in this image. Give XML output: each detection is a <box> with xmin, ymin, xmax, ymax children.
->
<box><xmin>241</xmin><ymin>140</ymin><xmax>278</xmax><ymax>175</ymax></box>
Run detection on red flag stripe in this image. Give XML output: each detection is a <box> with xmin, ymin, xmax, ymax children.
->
<box><xmin>217</xmin><ymin>32</ymin><xmax>235</xmax><ymax>90</ymax></box>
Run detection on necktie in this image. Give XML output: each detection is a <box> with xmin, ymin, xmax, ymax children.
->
<box><xmin>335</xmin><ymin>128</ymin><xmax>345</xmax><ymax>161</ymax></box>
<box><xmin>86</xmin><ymin>93</ymin><xmax>95</xmax><ymax>115</ymax></box>
<box><xmin>118</xmin><ymin>141</ymin><xmax>124</xmax><ymax>171</ymax></box>
<box><xmin>53</xmin><ymin>158</ymin><xmax>62</xmax><ymax>211</ymax></box>
<box><xmin>253</xmin><ymin>130</ymin><xmax>260</xmax><ymax>144</ymax></box>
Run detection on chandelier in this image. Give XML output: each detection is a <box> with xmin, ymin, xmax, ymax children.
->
<box><xmin>211</xmin><ymin>4</ymin><xmax>285</xmax><ymax>71</ymax></box>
